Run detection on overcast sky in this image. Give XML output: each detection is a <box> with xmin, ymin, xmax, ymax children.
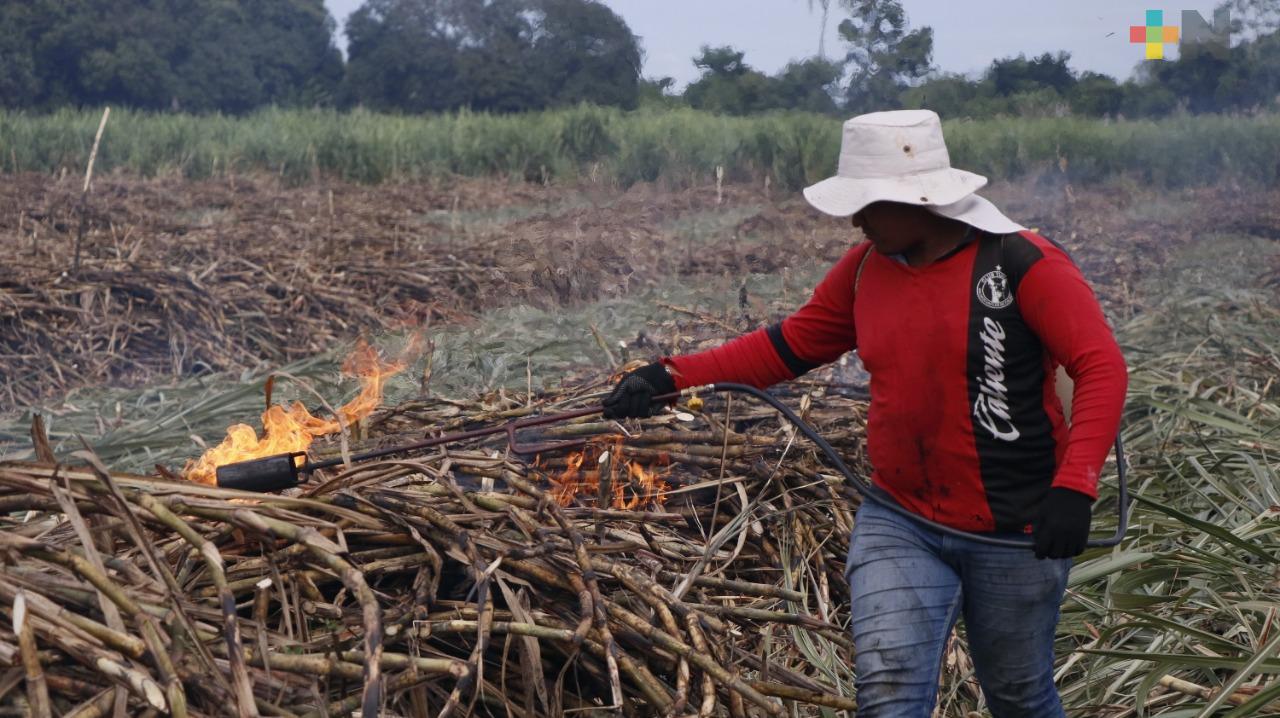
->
<box><xmin>322</xmin><ymin>0</ymin><xmax>1222</xmax><ymax>87</ymax></box>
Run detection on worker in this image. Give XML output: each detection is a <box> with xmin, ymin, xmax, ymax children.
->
<box><xmin>601</xmin><ymin>109</ymin><xmax>1128</xmax><ymax>717</ymax></box>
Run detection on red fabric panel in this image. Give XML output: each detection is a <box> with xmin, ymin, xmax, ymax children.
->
<box><xmin>852</xmin><ymin>246</ymin><xmax>993</xmax><ymax>529</ymax></box>
<box><xmin>1016</xmin><ymin>232</ymin><xmax>1128</xmax><ymax>499</ymax></box>
<box><xmin>661</xmin><ymin>326</ymin><xmax>791</xmax><ymax>389</ymax></box>
<box><xmin>779</xmin><ymin>243</ymin><xmax>866</xmax><ymax>364</ymax></box>
<box><xmin>663</xmin><ymin>243</ymin><xmax>867</xmax><ymax>389</ymax></box>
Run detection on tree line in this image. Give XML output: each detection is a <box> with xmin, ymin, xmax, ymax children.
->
<box><xmin>673</xmin><ymin>0</ymin><xmax>1279</xmax><ymax>117</ymax></box>
<box><xmin>0</xmin><ymin>0</ymin><xmax>1276</xmax><ymax>118</ymax></box>
<box><xmin>0</xmin><ymin>0</ymin><xmax>642</xmax><ymax>113</ymax></box>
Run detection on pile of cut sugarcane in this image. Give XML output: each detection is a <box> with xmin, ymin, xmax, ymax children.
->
<box><xmin>0</xmin><ymin>384</ymin><xmax>869</xmax><ymax>717</ymax></box>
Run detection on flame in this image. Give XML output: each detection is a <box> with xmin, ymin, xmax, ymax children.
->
<box><xmin>628</xmin><ymin>460</ymin><xmax>667</xmax><ymax>508</ymax></box>
<box><xmin>550</xmin><ymin>451</ymin><xmax>588</xmax><ymax>506</ymax></box>
<box><xmin>184</xmin><ymin>339</ymin><xmax>410</xmax><ymax>485</ymax></box>
<box><xmin>547</xmin><ymin>442</ymin><xmax>668</xmax><ymax>509</ymax></box>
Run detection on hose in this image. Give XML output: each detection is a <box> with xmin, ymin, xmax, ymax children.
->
<box><xmin>703</xmin><ymin>382</ymin><xmax>1129</xmax><ymax>550</ymax></box>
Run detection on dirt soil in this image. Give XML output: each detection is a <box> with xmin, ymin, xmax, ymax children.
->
<box><xmin>2</xmin><ymin>170</ymin><xmax>1277</xmax><ymax>408</ymax></box>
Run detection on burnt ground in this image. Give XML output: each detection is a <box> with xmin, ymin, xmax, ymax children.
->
<box><xmin>1</xmin><ymin>169</ymin><xmax>1277</xmax><ymax>410</ymax></box>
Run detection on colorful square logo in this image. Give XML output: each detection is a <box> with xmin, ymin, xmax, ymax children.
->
<box><xmin>1131</xmin><ymin>9</ymin><xmax>1180</xmax><ymax>60</ymax></box>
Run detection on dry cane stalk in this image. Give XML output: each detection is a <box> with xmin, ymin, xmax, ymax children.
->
<box><xmin>0</xmin><ymin>383</ymin><xmax>875</xmax><ymax>716</ymax></box>
<box><xmin>502</xmin><ymin>471</ymin><xmax>628</xmax><ymax>709</ymax></box>
<box><xmin>606</xmin><ymin>601</ymin><xmax>782</xmax><ymax>715</ymax></box>
<box><xmin>1157</xmin><ymin>674</ymin><xmax>1280</xmax><ymax>710</ymax></box>
<box><xmin>50</xmin><ymin>479</ymin><xmax>130</xmax><ymax>718</ymax></box>
<box><xmin>684</xmin><ymin>612</ymin><xmax>718</xmax><ymax>718</ymax></box>
<box><xmin>0</xmin><ymin>578</ymin><xmax>146</xmax><ymax>659</ymax></box>
<box><xmin>76</xmin><ymin>452</ymin><xmax>197</xmax><ymax>717</ymax></box>
<box><xmin>73</xmin><ymin>106</ymin><xmax>110</xmax><ymax>274</ymax></box>
<box><xmin>63</xmin><ymin>689</ymin><xmax>117</xmax><ymax>718</ymax></box>
<box><xmin>253</xmin><ymin>577</ymin><xmax>273</xmax><ymax>679</ymax></box>
<box><xmin>16</xmin><ymin>591</ymin><xmax>53</xmax><ymax>718</ymax></box>
<box><xmin>221</xmin><ymin>508</ymin><xmax>385</xmax><ymax>716</ymax></box>
<box><xmin>133</xmin><ymin>493</ymin><xmax>259</xmax><ymax>716</ymax></box>
<box><xmin>0</xmin><ymin>540</ymin><xmax>170</xmax><ymax>711</ymax></box>
<box><xmin>14</xmin><ymin>606</ymin><xmax>168</xmax><ymax>712</ymax></box>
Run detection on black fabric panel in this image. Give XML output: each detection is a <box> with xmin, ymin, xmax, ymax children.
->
<box><xmin>1035</xmin><ymin>230</ymin><xmax>1075</xmax><ymax>262</ymax></box>
<box><xmin>965</xmin><ymin>233</ymin><xmax>1058</xmax><ymax>531</ymax></box>
<box><xmin>767</xmin><ymin>323</ymin><xmax>821</xmax><ymax>377</ymax></box>
<box><xmin>999</xmin><ymin>232</ymin><xmax>1046</xmax><ymax>291</ymax></box>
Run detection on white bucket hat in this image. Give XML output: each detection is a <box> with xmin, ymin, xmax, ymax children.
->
<box><xmin>802</xmin><ymin>109</ymin><xmax>1025</xmax><ymax>234</ymax></box>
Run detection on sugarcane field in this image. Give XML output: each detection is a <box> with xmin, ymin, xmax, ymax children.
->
<box><xmin>2</xmin><ymin>2</ymin><xmax>1280</xmax><ymax>717</ymax></box>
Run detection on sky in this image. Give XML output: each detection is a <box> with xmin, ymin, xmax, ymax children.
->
<box><xmin>322</xmin><ymin>0</ymin><xmax>1224</xmax><ymax>88</ymax></box>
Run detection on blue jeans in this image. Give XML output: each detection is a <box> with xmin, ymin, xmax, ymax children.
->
<box><xmin>844</xmin><ymin>494</ymin><xmax>1072</xmax><ymax>717</ymax></box>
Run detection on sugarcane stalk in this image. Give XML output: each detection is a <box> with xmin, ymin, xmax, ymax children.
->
<box><xmin>133</xmin><ymin>493</ymin><xmax>259</xmax><ymax>716</ymax></box>
<box><xmin>63</xmin><ymin>688</ymin><xmax>117</xmax><ymax>718</ymax></box>
<box><xmin>606</xmin><ymin>601</ymin><xmax>783</xmax><ymax>715</ymax></box>
<box><xmin>16</xmin><ymin>591</ymin><xmax>52</xmax><ymax>718</ymax></box>
<box><xmin>0</xmin><ymin>577</ymin><xmax>147</xmax><ymax>659</ymax></box>
<box><xmin>502</xmin><ymin>471</ymin><xmax>628</xmax><ymax>709</ymax></box>
<box><xmin>749</xmin><ymin>681</ymin><xmax>858</xmax><ymax>710</ymax></box>
<box><xmin>0</xmin><ymin>381</ymin><xmax>876</xmax><ymax>716</ymax></box>
<box><xmin>653</xmin><ymin>571</ymin><xmax>806</xmax><ymax>602</ymax></box>
<box><xmin>683</xmin><ymin>611</ymin><xmax>719</xmax><ymax>717</ymax></box>
<box><xmin>177</xmin><ymin>504</ymin><xmax>385</xmax><ymax>716</ymax></box>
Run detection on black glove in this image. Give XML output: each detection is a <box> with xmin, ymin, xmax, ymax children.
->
<box><xmin>602</xmin><ymin>362</ymin><xmax>677</xmax><ymax>420</ymax></box>
<box><xmin>1032</xmin><ymin>487</ymin><xmax>1093</xmax><ymax>559</ymax></box>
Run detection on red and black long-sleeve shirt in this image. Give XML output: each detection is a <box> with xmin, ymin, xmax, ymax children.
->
<box><xmin>663</xmin><ymin>229</ymin><xmax>1128</xmax><ymax>533</ymax></box>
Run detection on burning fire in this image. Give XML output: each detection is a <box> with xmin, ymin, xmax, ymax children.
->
<box><xmin>548</xmin><ymin>440</ymin><xmax>669</xmax><ymax>509</ymax></box>
<box><xmin>184</xmin><ymin>338</ymin><xmax>411</xmax><ymax>485</ymax></box>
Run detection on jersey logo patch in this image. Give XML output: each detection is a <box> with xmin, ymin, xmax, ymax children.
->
<box><xmin>976</xmin><ymin>265</ymin><xmax>1013</xmax><ymax>309</ymax></box>
<box><xmin>973</xmin><ymin>317</ymin><xmax>1021</xmax><ymax>442</ymax></box>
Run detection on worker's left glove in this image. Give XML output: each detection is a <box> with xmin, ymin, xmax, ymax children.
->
<box><xmin>1032</xmin><ymin>487</ymin><xmax>1093</xmax><ymax>559</ymax></box>
<box><xmin>602</xmin><ymin>362</ymin><xmax>676</xmax><ymax>419</ymax></box>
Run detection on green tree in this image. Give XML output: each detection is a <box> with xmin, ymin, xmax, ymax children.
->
<box><xmin>1141</xmin><ymin>7</ymin><xmax>1280</xmax><ymax>114</ymax></box>
<box><xmin>453</xmin><ymin>0</ymin><xmax>544</xmax><ymax>112</ymax></box>
<box><xmin>836</xmin><ymin>0</ymin><xmax>934</xmax><ymax>112</ymax></box>
<box><xmin>1222</xmin><ymin>0</ymin><xmax>1280</xmax><ymax>39</ymax></box>
<box><xmin>988</xmin><ymin>52</ymin><xmax>1076</xmax><ymax>96</ymax></box>
<box><xmin>693</xmin><ymin>46</ymin><xmax>750</xmax><ymax>77</ymax></box>
<box><xmin>1146</xmin><ymin>39</ymin><xmax>1235</xmax><ymax>113</ymax></box>
<box><xmin>534</xmin><ymin>0</ymin><xmax>642</xmax><ymax>109</ymax></box>
<box><xmin>683</xmin><ymin>46</ymin><xmax>773</xmax><ymax>114</ymax></box>
<box><xmin>1068</xmin><ymin>71</ymin><xmax>1123</xmax><ymax>116</ymax></box>
<box><xmin>1118</xmin><ymin>81</ymin><xmax>1178</xmax><ymax>117</ymax></box>
<box><xmin>0</xmin><ymin>0</ymin><xmax>342</xmax><ymax>112</ymax></box>
<box><xmin>342</xmin><ymin>0</ymin><xmax>465</xmax><ymax>113</ymax></box>
<box><xmin>1116</xmin><ymin>0</ymin><xmax>1278</xmax><ymax>115</ymax></box>
<box><xmin>0</xmin><ymin>1</ymin><xmax>169</xmax><ymax>108</ymax></box>
<box><xmin>771</xmin><ymin>58</ymin><xmax>843</xmax><ymax>113</ymax></box>
<box><xmin>343</xmin><ymin>0</ymin><xmax>641</xmax><ymax>113</ymax></box>
<box><xmin>900</xmin><ymin>73</ymin><xmax>994</xmax><ymax>118</ymax></box>
<box><xmin>638</xmin><ymin>76</ymin><xmax>679</xmax><ymax>108</ymax></box>
<box><xmin>0</xmin><ymin>32</ymin><xmax>40</xmax><ymax>107</ymax></box>
<box><xmin>683</xmin><ymin>47</ymin><xmax>841</xmax><ymax>115</ymax></box>
<box><xmin>1233</xmin><ymin>27</ymin><xmax>1280</xmax><ymax>110</ymax></box>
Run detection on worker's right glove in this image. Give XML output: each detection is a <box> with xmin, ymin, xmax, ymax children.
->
<box><xmin>602</xmin><ymin>362</ymin><xmax>676</xmax><ymax>419</ymax></box>
<box><xmin>1032</xmin><ymin>487</ymin><xmax>1093</xmax><ymax>559</ymax></box>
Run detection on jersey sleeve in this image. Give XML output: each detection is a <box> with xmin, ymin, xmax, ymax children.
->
<box><xmin>1016</xmin><ymin>245</ymin><xmax>1128</xmax><ymax>499</ymax></box>
<box><xmin>662</xmin><ymin>244</ymin><xmax>866</xmax><ymax>390</ymax></box>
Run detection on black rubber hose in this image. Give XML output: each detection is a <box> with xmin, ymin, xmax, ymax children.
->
<box><xmin>707</xmin><ymin>382</ymin><xmax>1128</xmax><ymax>550</ymax></box>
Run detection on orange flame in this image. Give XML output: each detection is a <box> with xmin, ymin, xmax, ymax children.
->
<box><xmin>550</xmin><ymin>451</ymin><xmax>588</xmax><ymax>506</ymax></box>
<box><xmin>547</xmin><ymin>442</ymin><xmax>668</xmax><ymax>509</ymax></box>
<box><xmin>184</xmin><ymin>339</ymin><xmax>410</xmax><ymax>485</ymax></box>
<box><xmin>628</xmin><ymin>460</ymin><xmax>668</xmax><ymax>508</ymax></box>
